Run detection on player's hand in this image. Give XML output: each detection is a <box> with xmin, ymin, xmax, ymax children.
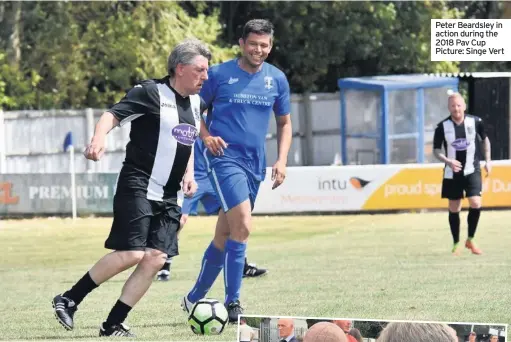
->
<box><xmin>84</xmin><ymin>135</ymin><xmax>106</xmax><ymax>161</ymax></box>
<box><xmin>448</xmin><ymin>159</ymin><xmax>462</xmax><ymax>173</ymax></box>
<box><xmin>182</xmin><ymin>177</ymin><xmax>197</xmax><ymax>198</ymax></box>
<box><xmin>484</xmin><ymin>161</ymin><xmax>492</xmax><ymax>177</ymax></box>
<box><xmin>271</xmin><ymin>160</ymin><xmax>286</xmax><ymax>190</ymax></box>
<box><xmin>203</xmin><ymin>136</ymin><xmax>228</xmax><ymax>156</ymax></box>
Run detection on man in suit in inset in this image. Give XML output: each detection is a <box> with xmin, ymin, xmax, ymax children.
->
<box><xmin>278</xmin><ymin>318</ymin><xmax>298</xmax><ymax>342</ymax></box>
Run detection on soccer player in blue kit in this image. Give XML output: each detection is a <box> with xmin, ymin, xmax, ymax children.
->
<box><xmin>181</xmin><ymin>19</ymin><xmax>293</xmax><ymax>322</ymax></box>
<box><xmin>155</xmin><ymin>137</ymin><xmax>268</xmax><ymax>281</ymax></box>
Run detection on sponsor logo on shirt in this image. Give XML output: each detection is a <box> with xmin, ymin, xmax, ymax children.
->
<box><xmin>193</xmin><ymin>108</ymin><xmax>201</xmax><ymax>121</ymax></box>
<box><xmin>264</xmin><ymin>76</ymin><xmax>273</xmax><ymax>89</ymax></box>
<box><xmin>228</xmin><ymin>77</ymin><xmax>239</xmax><ymax>85</ymax></box>
<box><xmin>172</xmin><ymin>123</ymin><xmax>199</xmax><ymax>146</ymax></box>
<box><xmin>451</xmin><ymin>138</ymin><xmax>470</xmax><ymax>151</ymax></box>
<box><xmin>161</xmin><ymin>102</ymin><xmax>176</xmax><ymax>109</ymax></box>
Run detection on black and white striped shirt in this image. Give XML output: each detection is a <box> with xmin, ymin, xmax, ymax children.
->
<box><xmin>109</xmin><ymin>76</ymin><xmax>207</xmax><ymax>201</ymax></box>
<box><xmin>433</xmin><ymin>114</ymin><xmax>487</xmax><ymax>179</ymax></box>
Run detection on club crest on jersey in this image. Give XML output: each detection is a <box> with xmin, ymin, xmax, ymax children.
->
<box><xmin>451</xmin><ymin>138</ymin><xmax>470</xmax><ymax>151</ymax></box>
<box><xmin>172</xmin><ymin>123</ymin><xmax>198</xmax><ymax>146</ymax></box>
<box><xmin>264</xmin><ymin>76</ymin><xmax>273</xmax><ymax>90</ymax></box>
<box><xmin>193</xmin><ymin>108</ymin><xmax>201</xmax><ymax>121</ymax></box>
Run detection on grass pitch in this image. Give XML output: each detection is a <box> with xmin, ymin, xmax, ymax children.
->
<box><xmin>1</xmin><ymin>210</ymin><xmax>510</xmax><ymax>341</ymax></box>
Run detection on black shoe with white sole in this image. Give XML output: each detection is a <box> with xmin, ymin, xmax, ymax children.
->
<box><xmin>243</xmin><ymin>263</ymin><xmax>268</xmax><ymax>278</ymax></box>
<box><xmin>99</xmin><ymin>322</ymin><xmax>135</xmax><ymax>337</ymax></box>
<box><xmin>52</xmin><ymin>294</ymin><xmax>77</xmax><ymax>330</ymax></box>
<box><xmin>225</xmin><ymin>300</ymin><xmax>244</xmax><ymax>323</ymax></box>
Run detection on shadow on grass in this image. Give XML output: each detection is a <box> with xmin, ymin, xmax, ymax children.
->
<box><xmin>81</xmin><ymin>322</ymin><xmax>184</xmax><ymax>329</ymax></box>
<box><xmin>60</xmin><ymin>279</ymin><xmax>129</xmax><ymax>284</ymax></box>
<box><xmin>29</xmin><ymin>335</ymin><xmax>93</xmax><ymax>340</ymax></box>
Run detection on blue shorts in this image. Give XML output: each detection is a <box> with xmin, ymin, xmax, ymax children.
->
<box><xmin>208</xmin><ymin>162</ymin><xmax>261</xmax><ymax>212</ymax></box>
<box><xmin>182</xmin><ymin>177</ymin><xmax>221</xmax><ymax>215</ymax></box>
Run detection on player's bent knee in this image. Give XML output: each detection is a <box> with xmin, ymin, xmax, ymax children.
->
<box><xmin>448</xmin><ymin>200</ymin><xmax>462</xmax><ymax>212</ymax></box>
<box><xmin>229</xmin><ymin>215</ymin><xmax>251</xmax><ymax>241</ymax></box>
<box><xmin>230</xmin><ymin>224</ymin><xmax>251</xmax><ymax>242</ymax></box>
<box><xmin>468</xmin><ymin>196</ymin><xmax>482</xmax><ymax>209</ymax></box>
<box><xmin>141</xmin><ymin>248</ymin><xmax>167</xmax><ymax>269</ymax></box>
<box><xmin>117</xmin><ymin>250</ymin><xmax>145</xmax><ymax>266</ymax></box>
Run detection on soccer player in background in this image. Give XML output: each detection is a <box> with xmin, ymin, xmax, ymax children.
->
<box><xmin>51</xmin><ymin>39</ymin><xmax>210</xmax><ymax>337</ymax></box>
<box><xmin>156</xmin><ymin>137</ymin><xmax>268</xmax><ymax>281</ymax></box>
<box><xmin>433</xmin><ymin>92</ymin><xmax>492</xmax><ymax>256</ymax></box>
<box><xmin>181</xmin><ymin>19</ymin><xmax>292</xmax><ymax>322</ymax></box>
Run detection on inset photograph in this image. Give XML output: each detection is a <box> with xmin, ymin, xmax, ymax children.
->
<box><xmin>238</xmin><ymin>316</ymin><xmax>507</xmax><ymax>342</ymax></box>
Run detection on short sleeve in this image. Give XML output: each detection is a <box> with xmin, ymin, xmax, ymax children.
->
<box><xmin>476</xmin><ymin>116</ymin><xmax>487</xmax><ymax>140</ymax></box>
<box><xmin>273</xmin><ymin>75</ymin><xmax>291</xmax><ymax>116</ymax></box>
<box><xmin>200</xmin><ymin>97</ymin><xmax>208</xmax><ymax>114</ymax></box>
<box><xmin>199</xmin><ymin>69</ymin><xmax>217</xmax><ymax>108</ymax></box>
<box><xmin>109</xmin><ymin>85</ymin><xmax>152</xmax><ymax>125</ymax></box>
<box><xmin>433</xmin><ymin>123</ymin><xmax>445</xmax><ymax>150</ymax></box>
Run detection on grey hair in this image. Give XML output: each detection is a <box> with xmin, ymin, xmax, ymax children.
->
<box><xmin>377</xmin><ymin>322</ymin><xmax>458</xmax><ymax>342</ymax></box>
<box><xmin>167</xmin><ymin>38</ymin><xmax>212</xmax><ymax>77</ymax></box>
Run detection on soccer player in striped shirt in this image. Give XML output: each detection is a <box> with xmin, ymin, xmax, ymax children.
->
<box><xmin>52</xmin><ymin>39</ymin><xmax>210</xmax><ymax>337</ymax></box>
<box><xmin>433</xmin><ymin>92</ymin><xmax>492</xmax><ymax>256</ymax></box>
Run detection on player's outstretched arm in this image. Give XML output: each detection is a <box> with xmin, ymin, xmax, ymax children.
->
<box><xmin>275</xmin><ymin>114</ymin><xmax>292</xmax><ymax>162</ymax></box>
<box><xmin>84</xmin><ymin>112</ymin><xmax>120</xmax><ymax>161</ymax></box>
<box><xmin>272</xmin><ymin>114</ymin><xmax>292</xmax><ymax>189</ymax></box>
<box><xmin>476</xmin><ymin>116</ymin><xmax>492</xmax><ymax>176</ymax></box>
<box><xmin>432</xmin><ymin>123</ymin><xmax>461</xmax><ymax>172</ymax></box>
<box><xmin>182</xmin><ymin>144</ymin><xmax>197</xmax><ymax>197</ymax></box>
<box><xmin>199</xmin><ymin>116</ymin><xmax>227</xmax><ymax>156</ymax></box>
<box><xmin>483</xmin><ymin>136</ymin><xmax>492</xmax><ymax>176</ymax></box>
<box><xmin>433</xmin><ymin>148</ymin><xmax>462</xmax><ymax>173</ymax></box>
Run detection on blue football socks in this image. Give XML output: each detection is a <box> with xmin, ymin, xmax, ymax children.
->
<box><xmin>187</xmin><ymin>241</ymin><xmax>225</xmax><ymax>303</ymax></box>
<box><xmin>224</xmin><ymin>239</ymin><xmax>247</xmax><ymax>304</ymax></box>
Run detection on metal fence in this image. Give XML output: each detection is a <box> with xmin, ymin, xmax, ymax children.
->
<box><xmin>0</xmin><ymin>92</ymin><xmax>343</xmax><ymax>174</ymax></box>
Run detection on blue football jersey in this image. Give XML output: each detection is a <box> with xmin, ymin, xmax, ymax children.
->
<box><xmin>200</xmin><ymin>59</ymin><xmax>291</xmax><ymax>180</ymax></box>
<box><xmin>193</xmin><ymin>139</ymin><xmax>208</xmax><ymax>180</ymax></box>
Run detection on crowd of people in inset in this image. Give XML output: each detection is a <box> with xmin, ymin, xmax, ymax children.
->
<box><xmin>299</xmin><ymin>319</ymin><xmax>367</xmax><ymax>342</ymax></box>
<box><xmin>253</xmin><ymin>319</ymin><xmax>505</xmax><ymax>342</ymax></box>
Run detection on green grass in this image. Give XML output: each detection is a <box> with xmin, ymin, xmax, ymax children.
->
<box><xmin>1</xmin><ymin>211</ymin><xmax>510</xmax><ymax>341</ymax></box>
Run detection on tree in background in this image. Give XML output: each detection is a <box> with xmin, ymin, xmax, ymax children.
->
<box><xmin>354</xmin><ymin>320</ymin><xmax>387</xmax><ymax>339</ymax></box>
<box><xmin>4</xmin><ymin>0</ymin><xmax>511</xmax><ymax>110</ymax></box>
<box><xmin>0</xmin><ymin>1</ymin><xmax>236</xmax><ymax>110</ymax></box>
<box><xmin>244</xmin><ymin>316</ymin><xmax>263</xmax><ymax>328</ymax></box>
<box><xmin>449</xmin><ymin>1</ymin><xmax>511</xmax><ymax>72</ymax></box>
<box><xmin>217</xmin><ymin>1</ymin><xmax>461</xmax><ymax>92</ymax></box>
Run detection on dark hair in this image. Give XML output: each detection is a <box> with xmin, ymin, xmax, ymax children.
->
<box><xmin>242</xmin><ymin>19</ymin><xmax>274</xmax><ymax>41</ymax></box>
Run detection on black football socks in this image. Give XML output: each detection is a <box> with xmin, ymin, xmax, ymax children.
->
<box><xmin>467</xmin><ymin>207</ymin><xmax>481</xmax><ymax>240</ymax></box>
<box><xmin>63</xmin><ymin>272</ymin><xmax>98</xmax><ymax>306</ymax></box>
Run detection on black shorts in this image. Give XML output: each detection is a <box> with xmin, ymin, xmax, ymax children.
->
<box><xmin>441</xmin><ymin>171</ymin><xmax>482</xmax><ymax>200</ymax></box>
<box><xmin>104</xmin><ymin>195</ymin><xmax>181</xmax><ymax>257</ymax></box>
